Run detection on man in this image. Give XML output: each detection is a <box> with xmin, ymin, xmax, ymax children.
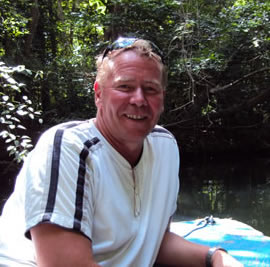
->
<box><xmin>0</xmin><ymin>37</ymin><xmax>242</xmax><ymax>266</ymax></box>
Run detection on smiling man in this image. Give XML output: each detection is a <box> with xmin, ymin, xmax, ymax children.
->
<box><xmin>0</xmin><ymin>37</ymin><xmax>242</xmax><ymax>267</ymax></box>
<box><xmin>94</xmin><ymin>43</ymin><xmax>165</xmax><ymax>166</ymax></box>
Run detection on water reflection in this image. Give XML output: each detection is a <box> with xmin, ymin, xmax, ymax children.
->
<box><xmin>174</xmin><ymin>157</ymin><xmax>270</xmax><ymax>236</ymax></box>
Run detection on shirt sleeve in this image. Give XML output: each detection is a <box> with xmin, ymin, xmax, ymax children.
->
<box><xmin>24</xmin><ymin>125</ymin><xmax>95</xmax><ymax>240</ymax></box>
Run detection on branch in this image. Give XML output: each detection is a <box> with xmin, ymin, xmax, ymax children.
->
<box><xmin>170</xmin><ymin>100</ymin><xmax>194</xmax><ymax>112</ymax></box>
<box><xmin>210</xmin><ymin>67</ymin><xmax>270</xmax><ymax>93</ymax></box>
<box><xmin>209</xmin><ymin>87</ymin><xmax>270</xmax><ymax>119</ymax></box>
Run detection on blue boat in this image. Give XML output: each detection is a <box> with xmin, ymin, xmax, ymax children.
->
<box><xmin>171</xmin><ymin>216</ymin><xmax>270</xmax><ymax>267</ymax></box>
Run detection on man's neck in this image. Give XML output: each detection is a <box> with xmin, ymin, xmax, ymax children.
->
<box><xmin>115</xmin><ymin>141</ymin><xmax>144</xmax><ymax>167</ymax></box>
<box><xmin>94</xmin><ymin>118</ymin><xmax>144</xmax><ymax>167</ymax></box>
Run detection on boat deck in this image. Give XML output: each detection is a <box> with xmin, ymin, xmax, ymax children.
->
<box><xmin>171</xmin><ymin>217</ymin><xmax>270</xmax><ymax>267</ymax></box>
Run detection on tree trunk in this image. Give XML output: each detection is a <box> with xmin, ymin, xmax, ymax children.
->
<box><xmin>24</xmin><ymin>0</ymin><xmax>40</xmax><ymax>57</ymax></box>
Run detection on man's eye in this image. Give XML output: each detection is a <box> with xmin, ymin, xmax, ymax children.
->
<box><xmin>145</xmin><ymin>87</ymin><xmax>159</xmax><ymax>94</ymax></box>
<box><xmin>118</xmin><ymin>84</ymin><xmax>131</xmax><ymax>90</ymax></box>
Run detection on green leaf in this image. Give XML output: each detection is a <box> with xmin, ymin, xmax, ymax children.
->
<box><xmin>28</xmin><ymin>113</ymin><xmax>34</xmax><ymax>119</ymax></box>
<box><xmin>17</xmin><ymin>124</ymin><xmax>27</xmax><ymax>130</ymax></box>
<box><xmin>7</xmin><ymin>145</ymin><xmax>15</xmax><ymax>151</ymax></box>
<box><xmin>8</xmin><ymin>124</ymin><xmax>16</xmax><ymax>129</ymax></box>
<box><xmin>2</xmin><ymin>95</ymin><xmax>9</xmax><ymax>101</ymax></box>
<box><xmin>16</xmin><ymin>110</ymin><xmax>28</xmax><ymax>116</ymax></box>
<box><xmin>0</xmin><ymin>131</ymin><xmax>9</xmax><ymax>138</ymax></box>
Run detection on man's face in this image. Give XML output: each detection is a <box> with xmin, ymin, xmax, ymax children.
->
<box><xmin>95</xmin><ymin>50</ymin><xmax>165</xmax><ymax>146</ymax></box>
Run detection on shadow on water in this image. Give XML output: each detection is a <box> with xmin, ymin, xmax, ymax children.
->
<box><xmin>174</xmin><ymin>156</ymin><xmax>270</xmax><ymax>236</ymax></box>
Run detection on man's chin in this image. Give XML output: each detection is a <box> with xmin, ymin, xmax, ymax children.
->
<box><xmin>124</xmin><ymin>128</ymin><xmax>152</xmax><ymax>139</ymax></box>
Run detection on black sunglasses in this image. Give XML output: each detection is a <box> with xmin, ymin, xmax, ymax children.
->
<box><xmin>102</xmin><ymin>37</ymin><xmax>165</xmax><ymax>64</ymax></box>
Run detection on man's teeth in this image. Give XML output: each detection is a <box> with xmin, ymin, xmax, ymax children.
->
<box><xmin>126</xmin><ymin>115</ymin><xmax>145</xmax><ymax>120</ymax></box>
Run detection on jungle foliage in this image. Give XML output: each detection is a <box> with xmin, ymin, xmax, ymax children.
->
<box><xmin>0</xmin><ymin>0</ymin><xmax>270</xmax><ymax>162</ymax></box>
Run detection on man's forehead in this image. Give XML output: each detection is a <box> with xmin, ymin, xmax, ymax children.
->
<box><xmin>114</xmin><ymin>76</ymin><xmax>162</xmax><ymax>86</ymax></box>
<box><xmin>103</xmin><ymin>51</ymin><xmax>164</xmax><ymax>87</ymax></box>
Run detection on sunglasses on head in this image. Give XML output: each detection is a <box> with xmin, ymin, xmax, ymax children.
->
<box><xmin>102</xmin><ymin>37</ymin><xmax>165</xmax><ymax>64</ymax></box>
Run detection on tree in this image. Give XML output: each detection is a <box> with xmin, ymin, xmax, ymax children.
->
<box><xmin>1</xmin><ymin>0</ymin><xmax>269</xmax><ymax>160</ymax></box>
<box><xmin>0</xmin><ymin>62</ymin><xmax>42</xmax><ymax>162</ymax></box>
<box><xmin>163</xmin><ymin>0</ymin><xmax>270</xmax><ymax>153</ymax></box>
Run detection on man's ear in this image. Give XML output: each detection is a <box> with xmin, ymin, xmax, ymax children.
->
<box><xmin>94</xmin><ymin>81</ymin><xmax>102</xmax><ymax>106</ymax></box>
<box><xmin>94</xmin><ymin>81</ymin><xmax>99</xmax><ymax>92</ymax></box>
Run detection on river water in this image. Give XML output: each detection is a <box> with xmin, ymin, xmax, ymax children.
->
<box><xmin>1</xmin><ymin>156</ymin><xmax>270</xmax><ymax>236</ymax></box>
<box><xmin>174</xmin><ymin>156</ymin><xmax>270</xmax><ymax>236</ymax></box>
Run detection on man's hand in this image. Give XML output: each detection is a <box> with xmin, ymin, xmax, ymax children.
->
<box><xmin>212</xmin><ymin>250</ymin><xmax>244</xmax><ymax>267</ymax></box>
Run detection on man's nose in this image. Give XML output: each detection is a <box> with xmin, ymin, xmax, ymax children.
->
<box><xmin>130</xmin><ymin>87</ymin><xmax>147</xmax><ymax>106</ymax></box>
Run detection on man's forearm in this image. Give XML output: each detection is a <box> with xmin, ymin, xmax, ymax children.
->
<box><xmin>156</xmin><ymin>231</ymin><xmax>243</xmax><ymax>267</ymax></box>
<box><xmin>31</xmin><ymin>224</ymin><xmax>101</xmax><ymax>267</ymax></box>
<box><xmin>156</xmin><ymin>231</ymin><xmax>209</xmax><ymax>267</ymax></box>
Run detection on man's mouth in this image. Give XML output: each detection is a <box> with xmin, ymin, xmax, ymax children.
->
<box><xmin>126</xmin><ymin>114</ymin><xmax>146</xmax><ymax>120</ymax></box>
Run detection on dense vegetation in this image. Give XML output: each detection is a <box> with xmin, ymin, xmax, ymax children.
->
<box><xmin>1</xmin><ymin>0</ymin><xmax>270</xmax><ymax>163</ymax></box>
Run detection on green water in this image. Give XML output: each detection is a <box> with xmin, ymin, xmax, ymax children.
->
<box><xmin>174</xmin><ymin>157</ymin><xmax>270</xmax><ymax>236</ymax></box>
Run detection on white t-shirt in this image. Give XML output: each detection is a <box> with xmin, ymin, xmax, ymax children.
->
<box><xmin>0</xmin><ymin>119</ymin><xmax>180</xmax><ymax>267</ymax></box>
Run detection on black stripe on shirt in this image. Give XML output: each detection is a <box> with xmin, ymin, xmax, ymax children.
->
<box><xmin>42</xmin><ymin>122</ymin><xmax>83</xmax><ymax>222</ymax></box>
<box><xmin>73</xmin><ymin>137</ymin><xmax>100</xmax><ymax>231</ymax></box>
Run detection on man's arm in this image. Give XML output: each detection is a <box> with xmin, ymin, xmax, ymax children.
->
<box><xmin>31</xmin><ymin>223</ymin><xmax>101</xmax><ymax>267</ymax></box>
<box><xmin>156</xmin><ymin>231</ymin><xmax>243</xmax><ymax>267</ymax></box>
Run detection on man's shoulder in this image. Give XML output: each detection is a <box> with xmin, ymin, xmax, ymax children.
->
<box><xmin>38</xmin><ymin>119</ymin><xmax>100</xmax><ymax>147</ymax></box>
<box><xmin>150</xmin><ymin>125</ymin><xmax>175</xmax><ymax>139</ymax></box>
<box><xmin>51</xmin><ymin>120</ymin><xmax>92</xmax><ymax>132</ymax></box>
